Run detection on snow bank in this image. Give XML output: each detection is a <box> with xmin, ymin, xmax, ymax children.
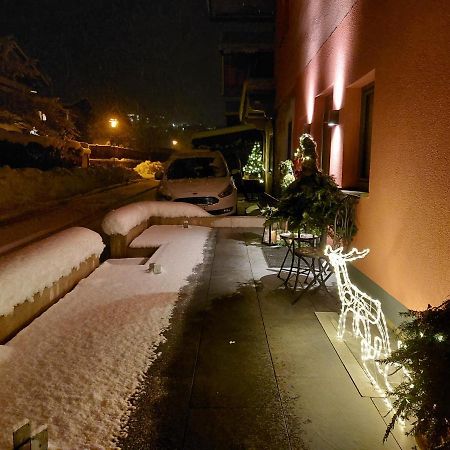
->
<box><xmin>102</xmin><ymin>200</ymin><xmax>210</xmax><ymax>236</ymax></box>
<box><xmin>0</xmin><ymin>227</ymin><xmax>104</xmax><ymax>316</ymax></box>
<box><xmin>0</xmin><ymin>225</ymin><xmax>211</xmax><ymax>448</ymax></box>
<box><xmin>0</xmin><ymin>165</ymin><xmax>139</xmax><ymax>219</ymax></box>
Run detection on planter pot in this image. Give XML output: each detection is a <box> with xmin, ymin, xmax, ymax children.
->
<box><xmin>415</xmin><ymin>434</ymin><xmax>430</xmax><ymax>450</ymax></box>
<box><xmin>415</xmin><ymin>433</ymin><xmax>450</xmax><ymax>450</ymax></box>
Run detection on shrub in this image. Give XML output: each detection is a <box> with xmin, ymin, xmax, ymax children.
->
<box><xmin>133</xmin><ymin>160</ymin><xmax>163</xmax><ymax>179</ymax></box>
<box><xmin>382</xmin><ymin>299</ymin><xmax>450</xmax><ymax>448</ymax></box>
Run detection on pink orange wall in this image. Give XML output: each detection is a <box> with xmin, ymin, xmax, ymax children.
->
<box><xmin>275</xmin><ymin>0</ymin><xmax>450</xmax><ymax>310</ymax></box>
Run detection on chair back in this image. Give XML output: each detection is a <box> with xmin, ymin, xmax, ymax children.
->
<box><xmin>331</xmin><ymin>195</ymin><xmax>358</xmax><ymax>250</ymax></box>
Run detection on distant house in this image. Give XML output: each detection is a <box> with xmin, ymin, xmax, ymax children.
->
<box><xmin>274</xmin><ymin>1</ymin><xmax>450</xmax><ymax>319</ymax></box>
<box><xmin>205</xmin><ymin>0</ymin><xmax>276</xmax><ymax>191</ymax></box>
<box><xmin>0</xmin><ymin>35</ymin><xmax>50</xmax><ymax>93</ymax></box>
<box><xmin>0</xmin><ymin>36</ymin><xmax>76</xmax><ymax>139</ymax></box>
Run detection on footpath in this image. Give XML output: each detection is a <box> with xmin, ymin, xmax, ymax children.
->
<box><xmin>119</xmin><ymin>227</ymin><xmax>416</xmax><ymax>450</ymax></box>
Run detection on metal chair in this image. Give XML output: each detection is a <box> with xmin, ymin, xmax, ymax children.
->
<box><xmin>277</xmin><ymin>231</ymin><xmax>320</xmax><ymax>287</ymax></box>
<box><xmin>291</xmin><ymin>195</ymin><xmax>358</xmax><ymax>304</ymax></box>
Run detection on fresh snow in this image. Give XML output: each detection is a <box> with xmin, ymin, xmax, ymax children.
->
<box><xmin>0</xmin><ymin>165</ymin><xmax>139</xmax><ymax>220</ymax></box>
<box><xmin>0</xmin><ymin>227</ymin><xmax>104</xmax><ymax>316</ymax></box>
<box><xmin>130</xmin><ymin>224</ymin><xmax>207</xmax><ymax>248</ymax></box>
<box><xmin>0</xmin><ymin>224</ymin><xmax>211</xmax><ymax>448</ymax></box>
<box><xmin>102</xmin><ymin>200</ymin><xmax>210</xmax><ymax>236</ymax></box>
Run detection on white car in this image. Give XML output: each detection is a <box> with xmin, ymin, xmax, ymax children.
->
<box><xmin>156</xmin><ymin>150</ymin><xmax>237</xmax><ymax>215</ymax></box>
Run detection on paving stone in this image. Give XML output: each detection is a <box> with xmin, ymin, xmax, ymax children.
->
<box><xmin>184</xmin><ymin>406</ymin><xmax>290</xmax><ymax>450</ymax></box>
<box><xmin>118</xmin><ymin>376</ymin><xmax>192</xmax><ymax>450</ymax></box>
<box><xmin>190</xmin><ymin>333</ymin><xmax>279</xmax><ymax>408</ymax></box>
<box><xmin>278</xmin><ymin>375</ymin><xmax>401</xmax><ymax>450</ymax></box>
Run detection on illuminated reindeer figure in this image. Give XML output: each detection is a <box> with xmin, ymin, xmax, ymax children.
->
<box><xmin>324</xmin><ymin>245</ymin><xmax>392</xmax><ymax>387</ymax></box>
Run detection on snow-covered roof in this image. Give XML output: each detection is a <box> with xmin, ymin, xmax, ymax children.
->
<box><xmin>102</xmin><ymin>201</ymin><xmax>210</xmax><ymax>236</ymax></box>
<box><xmin>0</xmin><ymin>227</ymin><xmax>104</xmax><ymax>316</ymax></box>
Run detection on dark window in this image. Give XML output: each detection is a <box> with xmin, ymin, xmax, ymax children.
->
<box><xmin>167</xmin><ymin>157</ymin><xmax>227</xmax><ymax>180</ymax></box>
<box><xmin>268</xmin><ymin>134</ymin><xmax>274</xmax><ymax>173</ymax></box>
<box><xmin>287</xmin><ymin>120</ymin><xmax>292</xmax><ymax>159</ymax></box>
<box><xmin>359</xmin><ymin>84</ymin><xmax>374</xmax><ymax>183</ymax></box>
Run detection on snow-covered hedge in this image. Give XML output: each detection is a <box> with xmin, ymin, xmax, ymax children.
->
<box><xmin>102</xmin><ymin>201</ymin><xmax>211</xmax><ymax>236</ymax></box>
<box><xmin>0</xmin><ymin>227</ymin><xmax>104</xmax><ymax>316</ymax></box>
<box><xmin>133</xmin><ymin>160</ymin><xmax>163</xmax><ymax>179</ymax></box>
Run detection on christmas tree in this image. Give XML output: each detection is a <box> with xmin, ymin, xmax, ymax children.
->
<box><xmin>243</xmin><ymin>141</ymin><xmax>263</xmax><ymax>182</ymax></box>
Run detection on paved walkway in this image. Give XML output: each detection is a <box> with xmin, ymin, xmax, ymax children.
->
<box><xmin>119</xmin><ymin>228</ymin><xmax>415</xmax><ymax>450</ymax></box>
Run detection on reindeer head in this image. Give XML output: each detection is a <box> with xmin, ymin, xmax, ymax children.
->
<box><xmin>324</xmin><ymin>245</ymin><xmax>370</xmax><ymax>266</ymax></box>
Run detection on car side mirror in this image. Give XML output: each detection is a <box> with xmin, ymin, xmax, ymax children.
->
<box><xmin>154</xmin><ymin>170</ymin><xmax>164</xmax><ymax>180</ymax></box>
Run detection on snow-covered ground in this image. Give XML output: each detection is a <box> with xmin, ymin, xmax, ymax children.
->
<box><xmin>0</xmin><ymin>165</ymin><xmax>140</xmax><ymax>220</ymax></box>
<box><xmin>0</xmin><ymin>224</ymin><xmax>211</xmax><ymax>448</ymax></box>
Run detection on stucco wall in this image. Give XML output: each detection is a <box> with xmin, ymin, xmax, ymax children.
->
<box><xmin>275</xmin><ymin>0</ymin><xmax>450</xmax><ymax>310</ymax></box>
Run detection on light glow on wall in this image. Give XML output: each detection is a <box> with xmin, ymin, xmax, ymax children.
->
<box><xmin>329</xmin><ymin>126</ymin><xmax>343</xmax><ymax>185</ymax></box>
<box><xmin>333</xmin><ymin>49</ymin><xmax>346</xmax><ymax>110</ymax></box>
<box><xmin>305</xmin><ymin>67</ymin><xmax>317</xmax><ymax>123</ymax></box>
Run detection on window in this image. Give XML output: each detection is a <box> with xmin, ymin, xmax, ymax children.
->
<box><xmin>359</xmin><ymin>84</ymin><xmax>374</xmax><ymax>184</ymax></box>
<box><xmin>268</xmin><ymin>134</ymin><xmax>274</xmax><ymax>173</ymax></box>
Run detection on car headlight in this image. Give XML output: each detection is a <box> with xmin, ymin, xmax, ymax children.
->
<box><xmin>218</xmin><ymin>183</ymin><xmax>234</xmax><ymax>198</ymax></box>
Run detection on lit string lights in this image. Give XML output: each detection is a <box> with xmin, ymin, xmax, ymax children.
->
<box><xmin>324</xmin><ymin>246</ymin><xmax>396</xmax><ymax>405</ymax></box>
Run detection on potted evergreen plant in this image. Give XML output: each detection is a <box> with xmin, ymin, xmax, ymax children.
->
<box><xmin>382</xmin><ymin>299</ymin><xmax>450</xmax><ymax>449</ymax></box>
<box><xmin>265</xmin><ymin>134</ymin><xmax>356</xmax><ymax>243</ymax></box>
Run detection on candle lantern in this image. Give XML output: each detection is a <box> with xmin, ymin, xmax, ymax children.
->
<box><xmin>262</xmin><ymin>220</ymin><xmax>285</xmax><ymax>246</ymax></box>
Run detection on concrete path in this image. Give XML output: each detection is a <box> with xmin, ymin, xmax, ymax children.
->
<box><xmin>119</xmin><ymin>228</ymin><xmax>414</xmax><ymax>450</ymax></box>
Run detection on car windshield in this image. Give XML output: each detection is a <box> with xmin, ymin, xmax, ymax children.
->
<box><xmin>166</xmin><ymin>156</ymin><xmax>227</xmax><ymax>180</ymax></box>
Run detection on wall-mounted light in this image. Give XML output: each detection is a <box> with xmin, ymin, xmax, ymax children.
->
<box><xmin>172</xmin><ymin>140</ymin><xmax>178</xmax><ymax>146</ymax></box>
<box><xmin>326</xmin><ymin>110</ymin><xmax>340</xmax><ymax>127</ymax></box>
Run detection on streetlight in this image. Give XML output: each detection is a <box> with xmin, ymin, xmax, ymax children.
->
<box><xmin>109</xmin><ymin>118</ymin><xmax>119</xmax><ymax>146</ymax></box>
<box><xmin>172</xmin><ymin>139</ymin><xmax>178</xmax><ymax>146</ymax></box>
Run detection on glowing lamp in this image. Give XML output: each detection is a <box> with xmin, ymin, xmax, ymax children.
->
<box><xmin>325</xmin><ymin>110</ymin><xmax>340</xmax><ymax>127</ymax></box>
<box><xmin>172</xmin><ymin>140</ymin><xmax>178</xmax><ymax>146</ymax></box>
<box><xmin>109</xmin><ymin>118</ymin><xmax>119</xmax><ymax>128</ymax></box>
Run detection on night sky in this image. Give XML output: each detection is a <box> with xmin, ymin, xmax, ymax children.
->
<box><xmin>1</xmin><ymin>0</ymin><xmax>226</xmax><ymax>126</ymax></box>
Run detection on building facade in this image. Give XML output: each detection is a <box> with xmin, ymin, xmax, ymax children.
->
<box><xmin>274</xmin><ymin>0</ymin><xmax>450</xmax><ymax>316</ymax></box>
